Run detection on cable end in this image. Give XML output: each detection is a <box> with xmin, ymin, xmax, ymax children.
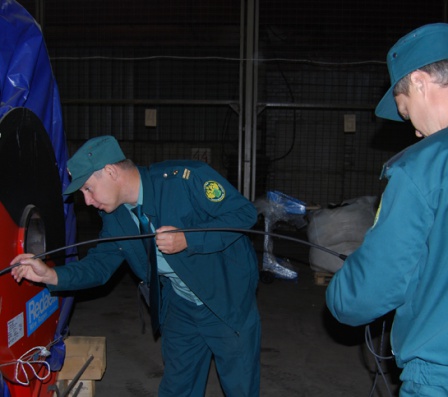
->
<box><xmin>0</xmin><ymin>261</ymin><xmax>22</xmax><ymax>277</ymax></box>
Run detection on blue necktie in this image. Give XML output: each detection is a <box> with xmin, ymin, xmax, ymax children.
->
<box><xmin>132</xmin><ymin>205</ymin><xmax>160</xmax><ymax>333</ymax></box>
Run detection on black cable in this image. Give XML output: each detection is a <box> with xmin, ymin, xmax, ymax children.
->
<box><xmin>5</xmin><ymin>226</ymin><xmax>393</xmax><ymax>396</ymax></box>
<box><xmin>1</xmin><ymin>227</ymin><xmax>347</xmax><ymax>276</ymax></box>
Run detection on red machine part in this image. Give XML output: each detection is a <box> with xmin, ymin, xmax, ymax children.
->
<box><xmin>0</xmin><ymin>203</ymin><xmax>61</xmax><ymax>395</ymax></box>
<box><xmin>0</xmin><ymin>108</ymin><xmax>66</xmax><ymax>396</ymax></box>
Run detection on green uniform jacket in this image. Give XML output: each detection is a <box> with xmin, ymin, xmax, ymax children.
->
<box><xmin>53</xmin><ymin>160</ymin><xmax>259</xmax><ymax>332</ymax></box>
<box><xmin>326</xmin><ymin>128</ymin><xmax>448</xmax><ymax>382</ymax></box>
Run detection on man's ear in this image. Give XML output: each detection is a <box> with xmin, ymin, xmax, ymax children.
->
<box><xmin>104</xmin><ymin>164</ymin><xmax>119</xmax><ymax>180</ymax></box>
<box><xmin>409</xmin><ymin>70</ymin><xmax>429</xmax><ymax>94</ymax></box>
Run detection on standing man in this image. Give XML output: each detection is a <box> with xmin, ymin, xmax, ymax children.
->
<box><xmin>326</xmin><ymin>23</ymin><xmax>448</xmax><ymax>396</ymax></box>
<box><xmin>11</xmin><ymin>135</ymin><xmax>261</xmax><ymax>396</ymax></box>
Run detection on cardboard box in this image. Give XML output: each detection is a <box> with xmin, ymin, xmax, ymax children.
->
<box><xmin>55</xmin><ymin>379</ymin><xmax>96</xmax><ymax>397</ymax></box>
<box><xmin>58</xmin><ymin>336</ymin><xmax>106</xmax><ymax>380</ymax></box>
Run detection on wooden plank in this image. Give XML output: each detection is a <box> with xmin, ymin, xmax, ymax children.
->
<box><xmin>57</xmin><ymin>336</ymin><xmax>106</xmax><ymax>380</ymax></box>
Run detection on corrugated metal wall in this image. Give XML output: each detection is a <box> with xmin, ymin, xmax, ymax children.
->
<box><xmin>18</xmin><ymin>0</ymin><xmax>445</xmax><ymax>206</ymax></box>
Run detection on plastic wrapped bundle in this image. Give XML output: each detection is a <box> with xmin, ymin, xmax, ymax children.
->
<box><xmin>255</xmin><ymin>191</ymin><xmax>307</xmax><ymax>281</ymax></box>
<box><xmin>307</xmin><ymin>196</ymin><xmax>377</xmax><ymax>273</ymax></box>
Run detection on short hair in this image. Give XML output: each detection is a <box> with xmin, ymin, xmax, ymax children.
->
<box><xmin>114</xmin><ymin>158</ymin><xmax>135</xmax><ymax>169</ymax></box>
<box><xmin>93</xmin><ymin>159</ymin><xmax>135</xmax><ymax>178</ymax></box>
<box><xmin>393</xmin><ymin>59</ymin><xmax>448</xmax><ymax>96</ymax></box>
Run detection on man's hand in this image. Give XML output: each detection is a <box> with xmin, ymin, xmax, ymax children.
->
<box><xmin>10</xmin><ymin>254</ymin><xmax>58</xmax><ymax>285</ymax></box>
<box><xmin>155</xmin><ymin>226</ymin><xmax>187</xmax><ymax>254</ymax></box>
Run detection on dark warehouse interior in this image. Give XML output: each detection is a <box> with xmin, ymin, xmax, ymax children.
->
<box><xmin>7</xmin><ymin>1</ymin><xmax>448</xmax><ymax>396</ymax></box>
<box><xmin>17</xmin><ymin>0</ymin><xmax>434</xmax><ymax>204</ymax></box>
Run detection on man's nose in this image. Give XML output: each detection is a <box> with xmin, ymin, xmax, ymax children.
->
<box><xmin>83</xmin><ymin>193</ymin><xmax>94</xmax><ymax>206</ymax></box>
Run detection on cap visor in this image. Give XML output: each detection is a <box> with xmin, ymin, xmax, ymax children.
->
<box><xmin>63</xmin><ymin>177</ymin><xmax>88</xmax><ymax>195</ymax></box>
<box><xmin>375</xmin><ymin>86</ymin><xmax>404</xmax><ymax>122</ymax></box>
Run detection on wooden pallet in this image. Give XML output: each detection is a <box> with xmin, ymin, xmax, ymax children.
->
<box><xmin>313</xmin><ymin>271</ymin><xmax>334</xmax><ymax>286</ymax></box>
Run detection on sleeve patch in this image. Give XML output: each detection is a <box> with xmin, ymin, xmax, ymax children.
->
<box><xmin>204</xmin><ymin>180</ymin><xmax>225</xmax><ymax>202</ymax></box>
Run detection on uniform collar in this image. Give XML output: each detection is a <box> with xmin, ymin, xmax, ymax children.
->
<box><xmin>380</xmin><ymin>148</ymin><xmax>408</xmax><ymax>180</ymax></box>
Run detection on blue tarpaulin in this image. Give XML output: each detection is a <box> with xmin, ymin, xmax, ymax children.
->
<box><xmin>0</xmin><ymin>0</ymin><xmax>76</xmax><ymax>250</ymax></box>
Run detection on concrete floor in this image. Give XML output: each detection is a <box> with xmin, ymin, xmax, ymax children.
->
<box><xmin>66</xmin><ymin>212</ymin><xmax>401</xmax><ymax>396</ymax></box>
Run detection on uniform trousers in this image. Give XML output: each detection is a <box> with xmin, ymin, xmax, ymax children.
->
<box><xmin>158</xmin><ymin>280</ymin><xmax>261</xmax><ymax>397</ymax></box>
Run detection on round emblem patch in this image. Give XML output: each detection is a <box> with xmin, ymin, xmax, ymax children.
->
<box><xmin>204</xmin><ymin>180</ymin><xmax>225</xmax><ymax>202</ymax></box>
